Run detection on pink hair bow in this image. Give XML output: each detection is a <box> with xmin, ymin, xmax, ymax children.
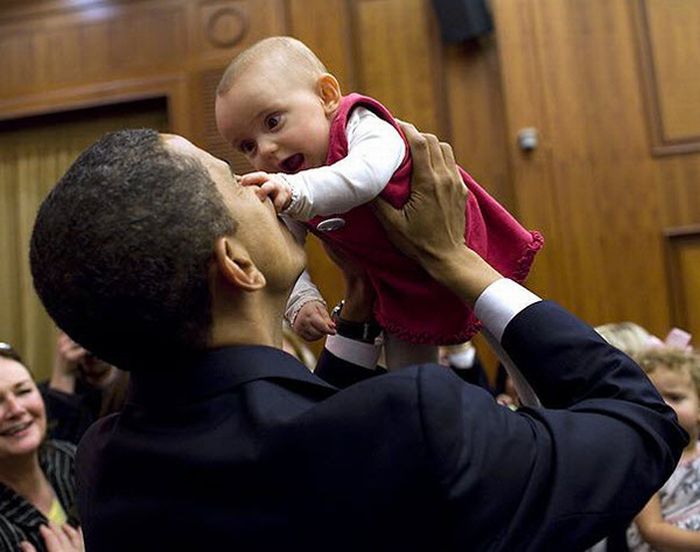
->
<box><xmin>647</xmin><ymin>327</ymin><xmax>692</xmax><ymax>351</ymax></box>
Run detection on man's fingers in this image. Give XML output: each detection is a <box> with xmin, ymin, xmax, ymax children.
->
<box><xmin>399</xmin><ymin>123</ymin><xmax>430</xmax><ymax>171</ymax></box>
<box><xmin>254</xmin><ymin>182</ymin><xmax>277</xmax><ymax>202</ymax></box>
<box><xmin>371</xmin><ymin>196</ymin><xmax>404</xmax><ymax>229</ymax></box>
<box><xmin>439</xmin><ymin>141</ymin><xmax>456</xmax><ymax>169</ymax></box>
<box><xmin>400</xmin><ymin>123</ymin><xmax>441</xmax><ymax>180</ymax></box>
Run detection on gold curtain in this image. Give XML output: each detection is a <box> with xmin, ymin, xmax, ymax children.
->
<box><xmin>0</xmin><ymin>106</ymin><xmax>168</xmax><ymax>380</ymax></box>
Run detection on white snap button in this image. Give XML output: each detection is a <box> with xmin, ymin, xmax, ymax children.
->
<box><xmin>316</xmin><ymin>217</ymin><xmax>346</xmax><ymax>232</ymax></box>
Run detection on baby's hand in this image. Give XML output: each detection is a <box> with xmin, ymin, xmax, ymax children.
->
<box><xmin>293</xmin><ymin>301</ymin><xmax>336</xmax><ymax>342</ymax></box>
<box><xmin>240</xmin><ymin>171</ymin><xmax>293</xmax><ymax>213</ymax></box>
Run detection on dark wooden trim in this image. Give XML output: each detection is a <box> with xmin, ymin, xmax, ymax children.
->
<box><xmin>664</xmin><ymin>226</ymin><xmax>700</xmax><ymax>331</ymax></box>
<box><xmin>0</xmin><ymin>74</ymin><xmax>190</xmax><ymax>135</ymax></box>
<box><xmin>634</xmin><ymin>0</ymin><xmax>700</xmax><ymax>156</ymax></box>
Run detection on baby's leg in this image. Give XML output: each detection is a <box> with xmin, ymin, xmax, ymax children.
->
<box><xmin>384</xmin><ymin>333</ymin><xmax>438</xmax><ymax>370</ymax></box>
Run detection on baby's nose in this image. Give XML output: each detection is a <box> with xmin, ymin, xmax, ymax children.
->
<box><xmin>258</xmin><ymin>138</ymin><xmax>278</xmax><ymax>156</ymax></box>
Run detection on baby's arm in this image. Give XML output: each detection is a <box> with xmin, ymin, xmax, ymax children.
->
<box><xmin>634</xmin><ymin>493</ymin><xmax>700</xmax><ymax>551</ymax></box>
<box><xmin>287</xmin><ymin>270</ymin><xmax>335</xmax><ymax>341</ymax></box>
<box><xmin>241</xmin><ymin>108</ymin><xmax>405</xmax><ymax>220</ymax></box>
<box><xmin>284</xmin><ymin>217</ymin><xmax>336</xmax><ymax>341</ymax></box>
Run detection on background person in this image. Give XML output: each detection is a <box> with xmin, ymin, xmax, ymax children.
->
<box><xmin>39</xmin><ymin>332</ymin><xmax>128</xmax><ymax>445</ymax></box>
<box><xmin>627</xmin><ymin>346</ymin><xmax>700</xmax><ymax>551</ymax></box>
<box><xmin>0</xmin><ymin>343</ymin><xmax>81</xmax><ymax>552</ymax></box>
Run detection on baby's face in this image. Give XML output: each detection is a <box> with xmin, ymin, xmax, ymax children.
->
<box><xmin>649</xmin><ymin>366</ymin><xmax>700</xmax><ymax>440</ymax></box>
<box><xmin>216</xmin><ymin>65</ymin><xmax>333</xmax><ymax>174</ymax></box>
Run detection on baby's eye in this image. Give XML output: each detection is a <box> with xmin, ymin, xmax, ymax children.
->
<box><xmin>265</xmin><ymin>113</ymin><xmax>282</xmax><ymax>130</ymax></box>
<box><xmin>239</xmin><ymin>140</ymin><xmax>256</xmax><ymax>155</ymax></box>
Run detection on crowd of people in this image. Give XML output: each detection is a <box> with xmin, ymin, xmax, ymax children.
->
<box><xmin>0</xmin><ymin>35</ymin><xmax>694</xmax><ymax>551</ymax></box>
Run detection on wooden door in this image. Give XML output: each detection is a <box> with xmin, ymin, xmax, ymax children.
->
<box><xmin>492</xmin><ymin>0</ymin><xmax>700</xmax><ymax>336</ymax></box>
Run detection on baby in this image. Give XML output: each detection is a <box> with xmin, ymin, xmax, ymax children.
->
<box><xmin>627</xmin><ymin>346</ymin><xmax>700</xmax><ymax>551</ymax></box>
<box><xmin>215</xmin><ymin>36</ymin><xmax>543</xmax><ymax>369</ymax></box>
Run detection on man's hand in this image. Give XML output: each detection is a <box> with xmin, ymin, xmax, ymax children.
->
<box><xmin>50</xmin><ymin>332</ymin><xmax>88</xmax><ymax>394</ymax></box>
<box><xmin>240</xmin><ymin>171</ymin><xmax>293</xmax><ymax>212</ymax></box>
<box><xmin>293</xmin><ymin>300</ymin><xmax>336</xmax><ymax>341</ymax></box>
<box><xmin>322</xmin><ymin>243</ymin><xmax>376</xmax><ymax>323</ymax></box>
<box><xmin>373</xmin><ymin>122</ymin><xmax>501</xmax><ymax>305</ymax></box>
<box><xmin>373</xmin><ymin>123</ymin><xmax>467</xmax><ymax>266</ymax></box>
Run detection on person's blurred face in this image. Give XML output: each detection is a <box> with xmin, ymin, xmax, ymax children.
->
<box><xmin>0</xmin><ymin>357</ymin><xmax>46</xmax><ymax>459</ymax></box>
<box><xmin>215</xmin><ymin>62</ymin><xmax>333</xmax><ymax>174</ymax></box>
<box><xmin>80</xmin><ymin>354</ymin><xmax>117</xmax><ymax>389</ymax></box>
<box><xmin>162</xmin><ymin>135</ymin><xmax>306</xmax><ymax>293</ymax></box>
<box><xmin>649</xmin><ymin>366</ymin><xmax>700</xmax><ymax>442</ymax></box>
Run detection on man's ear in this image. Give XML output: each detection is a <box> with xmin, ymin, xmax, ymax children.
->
<box><xmin>213</xmin><ymin>236</ymin><xmax>266</xmax><ymax>292</ymax></box>
<box><xmin>317</xmin><ymin>73</ymin><xmax>341</xmax><ymax>116</ymax></box>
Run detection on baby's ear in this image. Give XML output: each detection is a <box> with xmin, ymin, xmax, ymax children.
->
<box><xmin>317</xmin><ymin>73</ymin><xmax>341</xmax><ymax>116</ymax></box>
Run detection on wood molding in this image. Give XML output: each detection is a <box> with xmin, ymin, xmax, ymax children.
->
<box><xmin>0</xmin><ymin>74</ymin><xmax>190</xmax><ymax>135</ymax></box>
<box><xmin>634</xmin><ymin>0</ymin><xmax>700</xmax><ymax>155</ymax></box>
<box><xmin>0</xmin><ymin>0</ymin><xmax>120</xmax><ymax>23</ymax></box>
<box><xmin>665</xmin><ymin>225</ymin><xmax>700</xmax><ymax>336</ymax></box>
<box><xmin>204</xmin><ymin>6</ymin><xmax>248</xmax><ymax>48</ymax></box>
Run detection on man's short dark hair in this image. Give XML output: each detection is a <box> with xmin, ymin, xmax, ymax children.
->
<box><xmin>30</xmin><ymin>129</ymin><xmax>235</xmax><ymax>370</ymax></box>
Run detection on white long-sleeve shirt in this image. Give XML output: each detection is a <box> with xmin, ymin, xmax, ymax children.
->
<box><xmin>327</xmin><ymin>278</ymin><xmax>542</xmax><ymax>406</ymax></box>
<box><xmin>284</xmin><ymin>107</ymin><xmax>405</xmax><ymax>324</ymax></box>
<box><xmin>283</xmin><ymin>106</ymin><xmax>405</xmax><ymax>220</ymax></box>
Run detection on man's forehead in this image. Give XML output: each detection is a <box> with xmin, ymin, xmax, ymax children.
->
<box><xmin>160</xmin><ymin>134</ymin><xmax>240</xmax><ymax>183</ymax></box>
<box><xmin>161</xmin><ymin>133</ymin><xmax>196</xmax><ymax>154</ymax></box>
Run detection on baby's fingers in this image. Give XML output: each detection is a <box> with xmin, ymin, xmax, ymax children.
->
<box><xmin>309</xmin><ymin>312</ymin><xmax>336</xmax><ymax>335</ymax></box>
<box><xmin>240</xmin><ymin>171</ymin><xmax>271</xmax><ymax>187</ymax></box>
<box><xmin>248</xmin><ymin>181</ymin><xmax>278</xmax><ymax>203</ymax></box>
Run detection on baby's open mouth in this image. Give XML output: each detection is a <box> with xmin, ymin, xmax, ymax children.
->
<box><xmin>281</xmin><ymin>154</ymin><xmax>305</xmax><ymax>174</ymax></box>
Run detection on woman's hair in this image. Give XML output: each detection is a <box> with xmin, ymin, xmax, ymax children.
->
<box><xmin>635</xmin><ymin>347</ymin><xmax>700</xmax><ymax>397</ymax></box>
<box><xmin>0</xmin><ymin>342</ymin><xmax>22</xmax><ymax>363</ymax></box>
<box><xmin>594</xmin><ymin>322</ymin><xmax>652</xmax><ymax>356</ymax></box>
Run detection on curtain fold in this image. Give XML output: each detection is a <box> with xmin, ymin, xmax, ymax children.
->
<box><xmin>0</xmin><ymin>107</ymin><xmax>168</xmax><ymax>379</ymax></box>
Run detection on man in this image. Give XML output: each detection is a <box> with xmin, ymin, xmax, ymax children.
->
<box><xmin>40</xmin><ymin>331</ymin><xmax>126</xmax><ymax>444</ymax></box>
<box><xmin>30</xmin><ymin>126</ymin><xmax>685</xmax><ymax>551</ymax></box>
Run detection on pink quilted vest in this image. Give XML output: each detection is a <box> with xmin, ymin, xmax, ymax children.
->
<box><xmin>306</xmin><ymin>94</ymin><xmax>543</xmax><ymax>344</ymax></box>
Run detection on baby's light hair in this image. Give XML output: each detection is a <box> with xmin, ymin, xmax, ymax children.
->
<box><xmin>635</xmin><ymin>347</ymin><xmax>700</xmax><ymax>398</ymax></box>
<box><xmin>594</xmin><ymin>321</ymin><xmax>652</xmax><ymax>357</ymax></box>
<box><xmin>217</xmin><ymin>36</ymin><xmax>328</xmax><ymax>96</ymax></box>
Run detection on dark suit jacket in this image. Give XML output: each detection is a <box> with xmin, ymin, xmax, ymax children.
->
<box><xmin>76</xmin><ymin>302</ymin><xmax>686</xmax><ymax>551</ymax></box>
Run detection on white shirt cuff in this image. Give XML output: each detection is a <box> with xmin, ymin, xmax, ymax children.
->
<box><xmin>474</xmin><ymin>278</ymin><xmax>541</xmax><ymax>342</ymax></box>
<box><xmin>325</xmin><ymin>334</ymin><xmax>382</xmax><ymax>370</ymax></box>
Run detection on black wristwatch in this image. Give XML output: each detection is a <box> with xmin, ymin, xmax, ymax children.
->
<box><xmin>331</xmin><ymin>300</ymin><xmax>382</xmax><ymax>344</ymax></box>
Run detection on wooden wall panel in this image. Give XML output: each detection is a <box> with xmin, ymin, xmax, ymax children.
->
<box><xmin>0</xmin><ymin>0</ymin><xmax>513</xmax><ymax>375</ymax></box>
<box><xmin>287</xmin><ymin>0</ymin><xmax>355</xmax><ymax>90</ymax></box>
<box><xmin>352</xmin><ymin>0</ymin><xmax>445</xmax><ymax>134</ymax></box>
<box><xmin>0</xmin><ymin>2</ymin><xmax>189</xmax><ymax>96</ymax></box>
<box><xmin>493</xmin><ymin>0</ymin><xmax>700</xmax><ymax>338</ymax></box>
<box><xmin>443</xmin><ymin>38</ymin><xmax>513</xmax><ymax>209</ymax></box>
<box><xmin>637</xmin><ymin>0</ymin><xmax>700</xmax><ymax>152</ymax></box>
<box><xmin>666</xmin><ymin>227</ymin><xmax>700</xmax><ymax>340</ymax></box>
<box><xmin>658</xmin><ymin>156</ymin><xmax>700</xmax><ymax>227</ymax></box>
<box><xmin>190</xmin><ymin>0</ymin><xmax>287</xmax><ymax>68</ymax></box>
